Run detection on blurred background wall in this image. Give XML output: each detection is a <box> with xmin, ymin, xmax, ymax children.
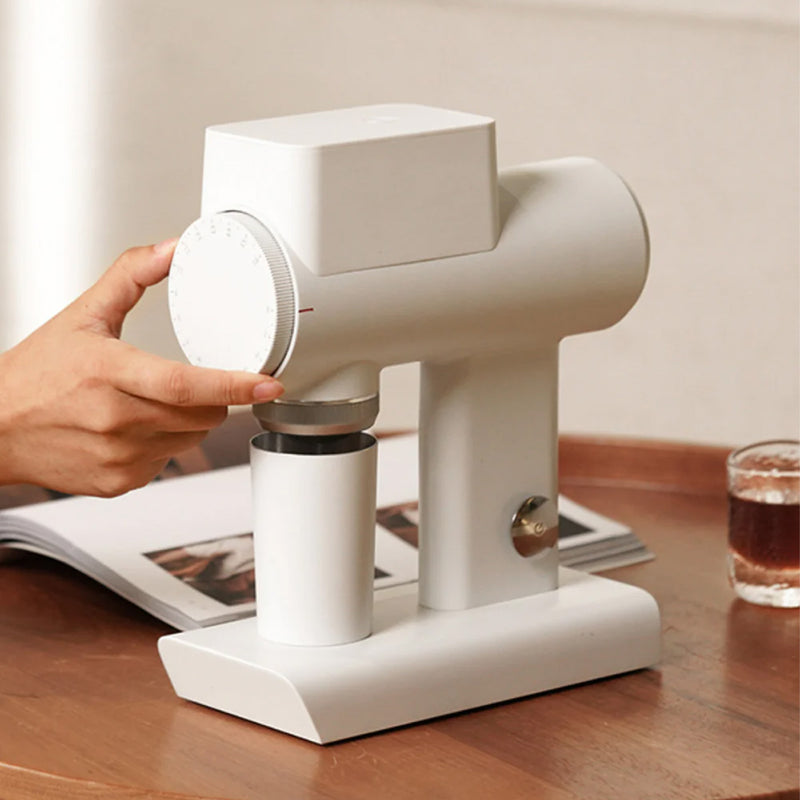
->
<box><xmin>1</xmin><ymin>0</ymin><xmax>797</xmax><ymax>447</ymax></box>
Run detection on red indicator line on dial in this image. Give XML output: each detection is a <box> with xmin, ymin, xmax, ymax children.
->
<box><xmin>298</xmin><ymin>307</ymin><xmax>315</xmax><ymax>313</ymax></box>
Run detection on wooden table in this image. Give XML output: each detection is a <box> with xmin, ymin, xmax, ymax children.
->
<box><xmin>0</xmin><ymin>415</ymin><xmax>797</xmax><ymax>800</ymax></box>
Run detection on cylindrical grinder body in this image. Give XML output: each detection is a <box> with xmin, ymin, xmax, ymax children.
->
<box><xmin>168</xmin><ymin>157</ymin><xmax>648</xmax><ymax>402</ymax></box>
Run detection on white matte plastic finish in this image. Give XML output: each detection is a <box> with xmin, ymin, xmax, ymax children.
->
<box><xmin>162</xmin><ymin>106</ymin><xmax>657</xmax><ymax>743</ymax></box>
<box><xmin>251</xmin><ymin>435</ymin><xmax>377</xmax><ymax>646</ymax></box>
<box><xmin>159</xmin><ymin>569</ymin><xmax>661</xmax><ymax>743</ymax></box>
<box><xmin>196</xmin><ymin>157</ymin><xmax>648</xmax><ymax>398</ymax></box>
<box><xmin>182</xmin><ymin>155</ymin><xmax>648</xmax><ymax>408</ymax></box>
<box><xmin>171</xmin><ymin>147</ymin><xmax>649</xmax><ymax>609</ymax></box>
<box><xmin>419</xmin><ymin>347</ymin><xmax>560</xmax><ymax>609</ymax></box>
<box><xmin>202</xmin><ymin>104</ymin><xmax>499</xmax><ymax>276</ymax></box>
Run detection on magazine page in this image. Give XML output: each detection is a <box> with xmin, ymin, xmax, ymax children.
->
<box><xmin>371</xmin><ymin>434</ymin><xmax>653</xmax><ymax>572</ymax></box>
<box><xmin>0</xmin><ymin>439</ymin><xmax>421</xmax><ymax>630</ymax></box>
<box><xmin>0</xmin><ymin>432</ymin><xmax>652</xmax><ymax>630</ymax></box>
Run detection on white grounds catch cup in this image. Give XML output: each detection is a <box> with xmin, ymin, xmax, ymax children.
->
<box><xmin>250</xmin><ymin>432</ymin><xmax>378</xmax><ymax>646</ymax></box>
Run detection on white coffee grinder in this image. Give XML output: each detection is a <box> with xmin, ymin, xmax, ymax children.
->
<box><xmin>158</xmin><ymin>104</ymin><xmax>660</xmax><ymax>744</ymax></box>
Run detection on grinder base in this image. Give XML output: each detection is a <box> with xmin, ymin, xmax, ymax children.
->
<box><xmin>158</xmin><ymin>567</ymin><xmax>660</xmax><ymax>744</ymax></box>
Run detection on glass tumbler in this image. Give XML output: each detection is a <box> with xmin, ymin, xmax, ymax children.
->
<box><xmin>727</xmin><ymin>440</ymin><xmax>800</xmax><ymax>608</ymax></box>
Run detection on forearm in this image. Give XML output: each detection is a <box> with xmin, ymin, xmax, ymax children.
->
<box><xmin>0</xmin><ymin>348</ymin><xmax>31</xmax><ymax>486</ymax></box>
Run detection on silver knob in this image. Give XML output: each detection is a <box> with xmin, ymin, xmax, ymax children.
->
<box><xmin>511</xmin><ymin>496</ymin><xmax>558</xmax><ymax>558</ymax></box>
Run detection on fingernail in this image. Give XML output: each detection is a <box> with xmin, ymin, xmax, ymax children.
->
<box><xmin>154</xmin><ymin>237</ymin><xmax>179</xmax><ymax>256</ymax></box>
<box><xmin>253</xmin><ymin>380</ymin><xmax>284</xmax><ymax>402</ymax></box>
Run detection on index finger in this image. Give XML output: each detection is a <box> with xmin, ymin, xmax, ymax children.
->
<box><xmin>110</xmin><ymin>342</ymin><xmax>283</xmax><ymax>407</ymax></box>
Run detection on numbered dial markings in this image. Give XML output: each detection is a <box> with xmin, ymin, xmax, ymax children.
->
<box><xmin>168</xmin><ymin>213</ymin><xmax>295</xmax><ymax>375</ymax></box>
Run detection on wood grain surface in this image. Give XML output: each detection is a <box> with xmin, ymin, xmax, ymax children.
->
<box><xmin>0</xmin><ymin>414</ymin><xmax>797</xmax><ymax>800</ymax></box>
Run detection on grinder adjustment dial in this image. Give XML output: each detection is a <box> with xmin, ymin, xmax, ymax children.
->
<box><xmin>168</xmin><ymin>212</ymin><xmax>296</xmax><ymax>375</ymax></box>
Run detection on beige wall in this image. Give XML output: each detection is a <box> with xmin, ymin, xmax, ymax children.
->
<box><xmin>2</xmin><ymin>0</ymin><xmax>797</xmax><ymax>446</ymax></box>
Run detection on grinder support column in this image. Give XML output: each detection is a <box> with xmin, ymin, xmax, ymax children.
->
<box><xmin>419</xmin><ymin>347</ymin><xmax>560</xmax><ymax>610</ymax></box>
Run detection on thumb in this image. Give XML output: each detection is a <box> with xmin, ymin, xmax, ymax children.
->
<box><xmin>81</xmin><ymin>238</ymin><xmax>178</xmax><ymax>337</ymax></box>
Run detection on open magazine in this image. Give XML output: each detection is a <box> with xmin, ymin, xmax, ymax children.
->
<box><xmin>0</xmin><ymin>433</ymin><xmax>652</xmax><ymax>631</ymax></box>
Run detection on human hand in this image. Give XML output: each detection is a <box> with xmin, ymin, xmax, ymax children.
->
<box><xmin>0</xmin><ymin>240</ymin><xmax>283</xmax><ymax>496</ymax></box>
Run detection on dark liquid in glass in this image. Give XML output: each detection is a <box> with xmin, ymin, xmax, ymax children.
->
<box><xmin>728</xmin><ymin>495</ymin><xmax>800</xmax><ymax>568</ymax></box>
